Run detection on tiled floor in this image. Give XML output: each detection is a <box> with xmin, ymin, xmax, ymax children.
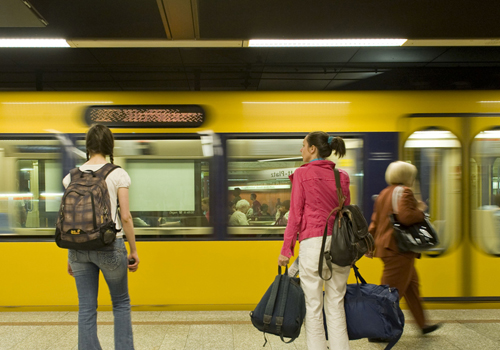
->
<box><xmin>1</xmin><ymin>309</ymin><xmax>500</xmax><ymax>349</ymax></box>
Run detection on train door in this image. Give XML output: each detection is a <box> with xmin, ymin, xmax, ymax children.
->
<box><xmin>469</xmin><ymin>117</ymin><xmax>500</xmax><ymax>300</ymax></box>
<box><xmin>402</xmin><ymin>116</ymin><xmax>464</xmax><ymax>302</ymax></box>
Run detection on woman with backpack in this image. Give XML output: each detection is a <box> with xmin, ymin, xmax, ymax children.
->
<box><xmin>65</xmin><ymin>124</ymin><xmax>139</xmax><ymax>350</ymax></box>
<box><xmin>367</xmin><ymin>161</ymin><xmax>440</xmax><ymax>340</ymax></box>
<box><xmin>278</xmin><ymin>132</ymin><xmax>351</xmax><ymax>350</ymax></box>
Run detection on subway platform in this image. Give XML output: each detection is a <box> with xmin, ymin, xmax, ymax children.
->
<box><xmin>1</xmin><ymin>309</ymin><xmax>500</xmax><ymax>349</ymax></box>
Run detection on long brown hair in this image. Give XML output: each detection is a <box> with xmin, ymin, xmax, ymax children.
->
<box><xmin>85</xmin><ymin>124</ymin><xmax>115</xmax><ymax>164</ymax></box>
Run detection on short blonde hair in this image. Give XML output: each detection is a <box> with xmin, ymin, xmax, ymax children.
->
<box><xmin>385</xmin><ymin>161</ymin><xmax>417</xmax><ymax>186</ymax></box>
<box><xmin>235</xmin><ymin>199</ymin><xmax>250</xmax><ymax>211</ymax></box>
<box><xmin>201</xmin><ymin>197</ymin><xmax>209</xmax><ymax>206</ymax></box>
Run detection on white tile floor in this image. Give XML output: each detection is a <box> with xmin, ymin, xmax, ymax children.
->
<box><xmin>1</xmin><ymin>309</ymin><xmax>499</xmax><ymax>349</ymax></box>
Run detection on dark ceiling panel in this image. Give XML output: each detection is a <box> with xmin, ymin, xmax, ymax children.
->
<box><xmin>265</xmin><ymin>48</ymin><xmax>357</xmax><ymax>64</ymax></box>
<box><xmin>431</xmin><ymin>47</ymin><xmax>500</xmax><ymax>63</ymax></box>
<box><xmin>198</xmin><ymin>0</ymin><xmax>500</xmax><ymax>39</ymax></box>
<box><xmin>1</xmin><ymin>48</ymin><xmax>100</xmax><ymax>65</ymax></box>
<box><xmin>0</xmin><ymin>0</ymin><xmax>166</xmax><ymax>38</ymax></box>
<box><xmin>0</xmin><ymin>0</ymin><xmax>46</xmax><ymax>27</ymax></box>
<box><xmin>350</xmin><ymin>47</ymin><xmax>447</xmax><ymax>63</ymax></box>
<box><xmin>180</xmin><ymin>48</ymin><xmax>268</xmax><ymax>65</ymax></box>
<box><xmin>262</xmin><ymin>66</ymin><xmax>337</xmax><ymax>80</ymax></box>
<box><xmin>258</xmin><ymin>78</ymin><xmax>329</xmax><ymax>91</ymax></box>
<box><xmin>89</xmin><ymin>49</ymin><xmax>184</xmax><ymax>65</ymax></box>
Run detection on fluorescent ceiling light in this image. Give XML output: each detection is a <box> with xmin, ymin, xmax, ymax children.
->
<box><xmin>0</xmin><ymin>39</ymin><xmax>70</xmax><ymax>48</ymax></box>
<box><xmin>243</xmin><ymin>101</ymin><xmax>350</xmax><ymax>104</ymax></box>
<box><xmin>248</xmin><ymin>39</ymin><xmax>407</xmax><ymax>47</ymax></box>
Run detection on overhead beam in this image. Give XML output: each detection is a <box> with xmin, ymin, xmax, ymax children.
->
<box><xmin>156</xmin><ymin>0</ymin><xmax>198</xmax><ymax>40</ymax></box>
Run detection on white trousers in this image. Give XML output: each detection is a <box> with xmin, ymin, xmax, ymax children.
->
<box><xmin>299</xmin><ymin>236</ymin><xmax>351</xmax><ymax>350</ymax></box>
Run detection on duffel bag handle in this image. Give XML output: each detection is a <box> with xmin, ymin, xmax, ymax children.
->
<box><xmin>352</xmin><ymin>265</ymin><xmax>367</xmax><ymax>285</ymax></box>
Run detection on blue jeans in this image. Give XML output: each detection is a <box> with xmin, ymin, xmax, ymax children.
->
<box><xmin>69</xmin><ymin>239</ymin><xmax>134</xmax><ymax>350</ymax></box>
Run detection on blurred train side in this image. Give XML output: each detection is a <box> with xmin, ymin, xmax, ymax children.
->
<box><xmin>1</xmin><ymin>91</ymin><xmax>500</xmax><ymax>311</ymax></box>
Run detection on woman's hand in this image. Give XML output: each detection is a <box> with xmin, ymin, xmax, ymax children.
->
<box><xmin>67</xmin><ymin>262</ymin><xmax>74</xmax><ymax>277</ymax></box>
<box><xmin>128</xmin><ymin>252</ymin><xmax>140</xmax><ymax>272</ymax></box>
<box><xmin>278</xmin><ymin>254</ymin><xmax>290</xmax><ymax>267</ymax></box>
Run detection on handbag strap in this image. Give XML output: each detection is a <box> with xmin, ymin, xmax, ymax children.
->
<box><xmin>391</xmin><ymin>186</ymin><xmax>404</xmax><ymax>214</ymax></box>
<box><xmin>319</xmin><ymin>168</ymin><xmax>346</xmax><ymax>281</ymax></box>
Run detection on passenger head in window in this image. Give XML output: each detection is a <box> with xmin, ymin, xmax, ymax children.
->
<box><xmin>301</xmin><ymin>132</ymin><xmax>346</xmax><ymax>162</ymax></box>
<box><xmin>201</xmin><ymin>197</ymin><xmax>209</xmax><ymax>222</ymax></box>
<box><xmin>231</xmin><ymin>187</ymin><xmax>242</xmax><ymax>205</ymax></box>
<box><xmin>260</xmin><ymin>203</ymin><xmax>271</xmax><ymax>218</ymax></box>
<box><xmin>275</xmin><ymin>200</ymin><xmax>290</xmax><ymax>226</ymax></box>
<box><xmin>385</xmin><ymin>161</ymin><xmax>417</xmax><ymax>187</ymax></box>
<box><xmin>86</xmin><ymin>124</ymin><xmax>115</xmax><ymax>164</ymax></box>
<box><xmin>229</xmin><ymin>199</ymin><xmax>250</xmax><ymax>226</ymax></box>
<box><xmin>250</xmin><ymin>193</ymin><xmax>261</xmax><ymax>215</ymax></box>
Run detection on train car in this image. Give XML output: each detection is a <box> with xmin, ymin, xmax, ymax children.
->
<box><xmin>1</xmin><ymin>91</ymin><xmax>500</xmax><ymax>311</ymax></box>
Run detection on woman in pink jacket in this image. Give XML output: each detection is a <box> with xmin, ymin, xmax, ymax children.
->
<box><xmin>278</xmin><ymin>131</ymin><xmax>351</xmax><ymax>350</ymax></box>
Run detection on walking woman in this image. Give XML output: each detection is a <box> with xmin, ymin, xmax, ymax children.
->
<box><xmin>368</xmin><ymin>161</ymin><xmax>440</xmax><ymax>338</ymax></box>
<box><xmin>278</xmin><ymin>131</ymin><xmax>351</xmax><ymax>350</ymax></box>
<box><xmin>65</xmin><ymin>124</ymin><xmax>139</xmax><ymax>350</ymax></box>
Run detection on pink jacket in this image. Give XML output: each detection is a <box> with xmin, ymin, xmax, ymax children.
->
<box><xmin>280</xmin><ymin>160</ymin><xmax>351</xmax><ymax>257</ymax></box>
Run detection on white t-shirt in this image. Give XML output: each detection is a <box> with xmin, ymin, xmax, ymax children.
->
<box><xmin>62</xmin><ymin>164</ymin><xmax>131</xmax><ymax>238</ymax></box>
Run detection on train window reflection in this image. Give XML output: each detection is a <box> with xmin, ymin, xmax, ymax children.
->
<box><xmin>404</xmin><ymin>130</ymin><xmax>461</xmax><ymax>254</ymax></box>
<box><xmin>471</xmin><ymin>130</ymin><xmax>500</xmax><ymax>255</ymax></box>
<box><xmin>227</xmin><ymin>138</ymin><xmax>363</xmax><ymax>237</ymax></box>
<box><xmin>0</xmin><ymin>140</ymin><xmax>62</xmax><ymax>235</ymax></box>
<box><xmin>74</xmin><ymin>139</ymin><xmax>212</xmax><ymax>237</ymax></box>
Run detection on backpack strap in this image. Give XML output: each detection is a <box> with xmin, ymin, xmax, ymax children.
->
<box><xmin>96</xmin><ymin>163</ymin><xmax>121</xmax><ymax>179</ymax></box>
<box><xmin>319</xmin><ymin>168</ymin><xmax>346</xmax><ymax>280</ymax></box>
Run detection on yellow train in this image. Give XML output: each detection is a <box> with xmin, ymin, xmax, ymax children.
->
<box><xmin>1</xmin><ymin>91</ymin><xmax>500</xmax><ymax>311</ymax></box>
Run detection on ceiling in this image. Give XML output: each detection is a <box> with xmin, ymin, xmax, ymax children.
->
<box><xmin>0</xmin><ymin>0</ymin><xmax>500</xmax><ymax>91</ymax></box>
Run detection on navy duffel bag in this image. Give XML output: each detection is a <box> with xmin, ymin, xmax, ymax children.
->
<box><xmin>343</xmin><ymin>265</ymin><xmax>405</xmax><ymax>349</ymax></box>
<box><xmin>250</xmin><ymin>265</ymin><xmax>306</xmax><ymax>346</ymax></box>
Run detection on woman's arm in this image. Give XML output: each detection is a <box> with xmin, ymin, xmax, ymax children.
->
<box><xmin>118</xmin><ymin>187</ymin><xmax>139</xmax><ymax>272</ymax></box>
<box><xmin>397</xmin><ymin>187</ymin><xmax>425</xmax><ymax>226</ymax></box>
<box><xmin>280</xmin><ymin>173</ymin><xmax>305</xmax><ymax>259</ymax></box>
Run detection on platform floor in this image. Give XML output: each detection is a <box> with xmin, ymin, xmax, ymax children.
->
<box><xmin>1</xmin><ymin>309</ymin><xmax>500</xmax><ymax>349</ymax></box>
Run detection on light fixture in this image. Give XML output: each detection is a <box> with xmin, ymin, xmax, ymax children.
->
<box><xmin>0</xmin><ymin>39</ymin><xmax>70</xmax><ymax>48</ymax></box>
<box><xmin>248</xmin><ymin>39</ymin><xmax>407</xmax><ymax>47</ymax></box>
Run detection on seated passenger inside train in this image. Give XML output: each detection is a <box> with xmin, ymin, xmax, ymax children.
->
<box><xmin>229</xmin><ymin>199</ymin><xmax>250</xmax><ymax>225</ymax></box>
<box><xmin>275</xmin><ymin>200</ymin><xmax>290</xmax><ymax>226</ymax></box>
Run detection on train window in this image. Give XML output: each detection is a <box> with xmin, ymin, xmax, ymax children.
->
<box><xmin>227</xmin><ymin>138</ymin><xmax>363</xmax><ymax>237</ymax></box>
<box><xmin>471</xmin><ymin>130</ymin><xmax>500</xmax><ymax>255</ymax></box>
<box><xmin>404</xmin><ymin>130</ymin><xmax>462</xmax><ymax>254</ymax></box>
<box><xmin>0</xmin><ymin>140</ymin><xmax>63</xmax><ymax>236</ymax></box>
<box><xmin>76</xmin><ymin>138</ymin><xmax>212</xmax><ymax>238</ymax></box>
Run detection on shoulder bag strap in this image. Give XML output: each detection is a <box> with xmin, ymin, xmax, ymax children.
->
<box><xmin>319</xmin><ymin>168</ymin><xmax>346</xmax><ymax>280</ymax></box>
<box><xmin>391</xmin><ymin>186</ymin><xmax>403</xmax><ymax>215</ymax></box>
<box><xmin>276</xmin><ymin>275</ymin><xmax>295</xmax><ymax>343</ymax></box>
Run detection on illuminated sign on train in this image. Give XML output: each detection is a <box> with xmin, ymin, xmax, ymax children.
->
<box><xmin>84</xmin><ymin>105</ymin><xmax>205</xmax><ymax>128</ymax></box>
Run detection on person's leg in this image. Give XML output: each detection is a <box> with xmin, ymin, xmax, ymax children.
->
<box><xmin>94</xmin><ymin>239</ymin><xmax>134</xmax><ymax>350</ymax></box>
<box><xmin>403</xmin><ymin>262</ymin><xmax>426</xmax><ymax>329</ymax></box>
<box><xmin>69</xmin><ymin>250</ymin><xmax>102</xmax><ymax>350</ymax></box>
<box><xmin>299</xmin><ymin>237</ymin><xmax>328</xmax><ymax>350</ymax></box>
<box><xmin>381</xmin><ymin>255</ymin><xmax>427</xmax><ymax>329</ymax></box>
<box><xmin>324</xmin><ymin>263</ymin><xmax>351</xmax><ymax>350</ymax></box>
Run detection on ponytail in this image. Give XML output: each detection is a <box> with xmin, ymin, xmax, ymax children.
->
<box><xmin>307</xmin><ymin>131</ymin><xmax>346</xmax><ymax>159</ymax></box>
<box><xmin>329</xmin><ymin>136</ymin><xmax>346</xmax><ymax>159</ymax></box>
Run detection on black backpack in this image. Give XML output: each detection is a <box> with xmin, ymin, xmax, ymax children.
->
<box><xmin>250</xmin><ymin>266</ymin><xmax>306</xmax><ymax>346</ymax></box>
<box><xmin>55</xmin><ymin>164</ymin><xmax>120</xmax><ymax>250</ymax></box>
<box><xmin>319</xmin><ymin>168</ymin><xmax>374</xmax><ymax>276</ymax></box>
